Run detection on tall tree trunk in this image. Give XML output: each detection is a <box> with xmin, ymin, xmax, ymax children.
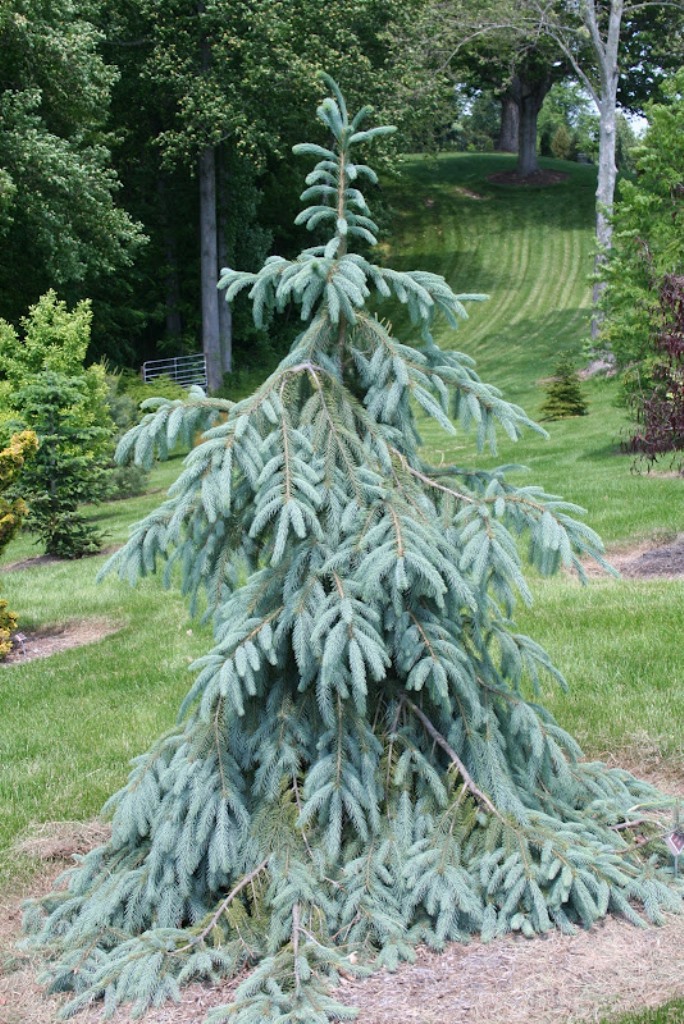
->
<box><xmin>199</xmin><ymin>144</ymin><xmax>222</xmax><ymax>393</ymax></box>
<box><xmin>197</xmin><ymin>1</ymin><xmax>223</xmax><ymax>391</ymax></box>
<box><xmin>497</xmin><ymin>93</ymin><xmax>519</xmax><ymax>152</ymax></box>
<box><xmin>586</xmin><ymin>0</ymin><xmax>623</xmax><ymax>336</ymax></box>
<box><xmin>217</xmin><ymin>151</ymin><xmax>233</xmax><ymax>374</ymax></box>
<box><xmin>515</xmin><ymin>74</ymin><xmax>553</xmax><ymax>177</ymax></box>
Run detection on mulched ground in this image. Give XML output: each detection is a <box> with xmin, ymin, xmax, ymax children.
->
<box><xmin>0</xmin><ymin>619</ymin><xmax>121</xmax><ymax>666</ymax></box>
<box><xmin>2</xmin><ymin>818</ymin><xmax>684</xmax><ymax>1024</ymax></box>
<box><xmin>601</xmin><ymin>533</ymin><xmax>684</xmax><ymax>581</ymax></box>
<box><xmin>2</xmin><ymin>545</ymin><xmax>120</xmax><ymax>574</ymax></box>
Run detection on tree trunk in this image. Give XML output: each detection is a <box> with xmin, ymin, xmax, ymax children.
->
<box><xmin>515</xmin><ymin>75</ymin><xmax>552</xmax><ymax>177</ymax></box>
<box><xmin>197</xmin><ymin>2</ymin><xmax>223</xmax><ymax>391</ymax></box>
<box><xmin>199</xmin><ymin>144</ymin><xmax>223</xmax><ymax>393</ymax></box>
<box><xmin>592</xmin><ymin>94</ymin><xmax>618</xmax><ymax>315</ymax></box>
<box><xmin>217</xmin><ymin>152</ymin><xmax>233</xmax><ymax>374</ymax></box>
<box><xmin>517</xmin><ymin>97</ymin><xmax>540</xmax><ymax>176</ymax></box>
<box><xmin>217</xmin><ymin>238</ymin><xmax>232</xmax><ymax>374</ymax></box>
<box><xmin>586</xmin><ymin>0</ymin><xmax>623</xmax><ymax>336</ymax></box>
<box><xmin>497</xmin><ymin>93</ymin><xmax>519</xmax><ymax>153</ymax></box>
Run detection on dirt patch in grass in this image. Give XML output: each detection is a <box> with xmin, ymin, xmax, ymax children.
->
<box><xmin>1</xmin><ymin>618</ymin><xmax>122</xmax><ymax>666</ymax></box>
<box><xmin>487</xmin><ymin>169</ymin><xmax>570</xmax><ymax>187</ymax></box>
<box><xmin>12</xmin><ymin>821</ymin><xmax>112</xmax><ymax>862</ymax></box>
<box><xmin>2</xmin><ymin>807</ymin><xmax>683</xmax><ymax>1024</ymax></box>
<box><xmin>601</xmin><ymin>740</ymin><xmax>684</xmax><ymax>799</ymax></box>
<box><xmin>1</xmin><ymin>553</ymin><xmax>61</xmax><ymax>572</ymax></box>
<box><xmin>601</xmin><ymin>534</ymin><xmax>684</xmax><ymax>581</ymax></box>
<box><xmin>3</xmin><ymin>545</ymin><xmax>120</xmax><ymax>573</ymax></box>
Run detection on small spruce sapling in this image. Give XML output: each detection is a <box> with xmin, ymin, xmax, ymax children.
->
<box><xmin>540</xmin><ymin>354</ymin><xmax>588</xmax><ymax>420</ymax></box>
<box><xmin>14</xmin><ymin>373</ymin><xmax>109</xmax><ymax>557</ymax></box>
<box><xmin>24</xmin><ymin>78</ymin><xmax>682</xmax><ymax>1024</ymax></box>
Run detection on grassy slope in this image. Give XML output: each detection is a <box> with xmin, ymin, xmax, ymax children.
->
<box><xmin>385</xmin><ymin>152</ymin><xmax>684</xmax><ymax>764</ymax></box>
<box><xmin>385</xmin><ymin>153</ymin><xmax>683</xmax><ymax>540</ymax></box>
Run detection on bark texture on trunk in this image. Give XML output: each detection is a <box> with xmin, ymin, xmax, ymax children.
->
<box><xmin>497</xmin><ymin>93</ymin><xmax>519</xmax><ymax>153</ymax></box>
<box><xmin>197</xmin><ymin>2</ymin><xmax>224</xmax><ymax>391</ymax></box>
<box><xmin>199</xmin><ymin>144</ymin><xmax>223</xmax><ymax>393</ymax></box>
<box><xmin>585</xmin><ymin>0</ymin><xmax>623</xmax><ymax>336</ymax></box>
<box><xmin>514</xmin><ymin>72</ymin><xmax>553</xmax><ymax>178</ymax></box>
<box><xmin>217</xmin><ymin>153</ymin><xmax>233</xmax><ymax>374</ymax></box>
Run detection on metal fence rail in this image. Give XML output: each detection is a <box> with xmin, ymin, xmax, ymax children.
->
<box><xmin>142</xmin><ymin>353</ymin><xmax>207</xmax><ymax>389</ymax></box>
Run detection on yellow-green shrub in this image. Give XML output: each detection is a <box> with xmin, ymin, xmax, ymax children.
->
<box><xmin>0</xmin><ymin>430</ymin><xmax>38</xmax><ymax>656</ymax></box>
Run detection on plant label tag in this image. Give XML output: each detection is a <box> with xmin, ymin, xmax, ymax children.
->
<box><xmin>665</xmin><ymin>830</ymin><xmax>684</xmax><ymax>856</ymax></box>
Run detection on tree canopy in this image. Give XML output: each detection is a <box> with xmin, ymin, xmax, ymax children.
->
<box><xmin>0</xmin><ymin>0</ymin><xmax>144</xmax><ymax>334</ymax></box>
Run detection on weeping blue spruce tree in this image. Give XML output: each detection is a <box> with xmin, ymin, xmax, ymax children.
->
<box><xmin>26</xmin><ymin>79</ymin><xmax>681</xmax><ymax>1022</ymax></box>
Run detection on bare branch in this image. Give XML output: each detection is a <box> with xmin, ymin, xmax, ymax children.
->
<box><xmin>402</xmin><ymin>697</ymin><xmax>503</xmax><ymax>820</ymax></box>
<box><xmin>179</xmin><ymin>858</ymin><xmax>269</xmax><ymax>951</ymax></box>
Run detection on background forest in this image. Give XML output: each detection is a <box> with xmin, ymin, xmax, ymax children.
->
<box><xmin>2</xmin><ymin>0</ymin><xmax>682</xmax><ymax>393</ymax></box>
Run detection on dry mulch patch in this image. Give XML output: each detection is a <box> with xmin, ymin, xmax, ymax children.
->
<box><xmin>2</xmin><ymin>812</ymin><xmax>684</xmax><ymax>1024</ymax></box>
<box><xmin>3</xmin><ymin>546</ymin><xmax>120</xmax><ymax>574</ymax></box>
<box><xmin>600</xmin><ymin>534</ymin><xmax>684</xmax><ymax>581</ymax></box>
<box><xmin>1</xmin><ymin>619</ymin><xmax>122</xmax><ymax>666</ymax></box>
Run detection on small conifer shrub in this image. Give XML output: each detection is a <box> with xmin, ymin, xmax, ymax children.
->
<box><xmin>24</xmin><ymin>79</ymin><xmax>682</xmax><ymax>1023</ymax></box>
<box><xmin>13</xmin><ymin>373</ymin><xmax>109</xmax><ymax>558</ymax></box>
<box><xmin>540</xmin><ymin>354</ymin><xmax>588</xmax><ymax>420</ymax></box>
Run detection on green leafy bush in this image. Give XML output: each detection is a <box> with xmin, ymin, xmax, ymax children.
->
<box><xmin>104</xmin><ymin>372</ymin><xmax>150</xmax><ymax>499</ymax></box>
<box><xmin>118</xmin><ymin>369</ymin><xmax>188</xmax><ymax>407</ymax></box>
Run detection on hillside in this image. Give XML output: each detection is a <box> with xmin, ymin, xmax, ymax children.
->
<box><xmin>385</xmin><ymin>152</ymin><xmax>596</xmax><ymax>397</ymax></box>
<box><xmin>383</xmin><ymin>153</ymin><xmax>683</xmax><ymax>545</ymax></box>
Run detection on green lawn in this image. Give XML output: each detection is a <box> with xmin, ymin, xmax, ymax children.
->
<box><xmin>0</xmin><ymin>152</ymin><xmax>682</xmax><ymax>1021</ymax></box>
<box><xmin>603</xmin><ymin>1001</ymin><xmax>684</xmax><ymax>1024</ymax></box>
<box><xmin>383</xmin><ymin>152</ymin><xmax>684</xmax><ymax>771</ymax></box>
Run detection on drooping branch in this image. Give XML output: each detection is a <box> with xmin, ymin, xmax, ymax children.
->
<box><xmin>401</xmin><ymin>697</ymin><xmax>502</xmax><ymax>819</ymax></box>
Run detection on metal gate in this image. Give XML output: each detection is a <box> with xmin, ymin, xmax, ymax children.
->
<box><xmin>141</xmin><ymin>353</ymin><xmax>207</xmax><ymax>389</ymax></box>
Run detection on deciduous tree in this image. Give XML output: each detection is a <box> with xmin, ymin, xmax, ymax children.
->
<box><xmin>0</xmin><ymin>0</ymin><xmax>144</xmax><ymax>338</ymax></box>
<box><xmin>523</xmin><ymin>0</ymin><xmax>684</xmax><ymax>326</ymax></box>
<box><xmin>132</xmin><ymin>0</ymin><xmax>426</xmax><ymax>390</ymax></box>
<box><xmin>599</xmin><ymin>68</ymin><xmax>684</xmax><ymax>460</ymax></box>
<box><xmin>414</xmin><ymin>0</ymin><xmax>570</xmax><ymax>175</ymax></box>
